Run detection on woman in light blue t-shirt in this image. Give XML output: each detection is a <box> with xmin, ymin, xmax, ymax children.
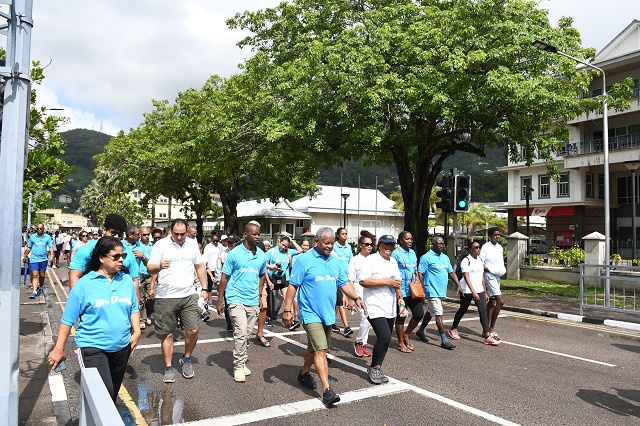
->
<box><xmin>48</xmin><ymin>236</ymin><xmax>141</xmax><ymax>403</ymax></box>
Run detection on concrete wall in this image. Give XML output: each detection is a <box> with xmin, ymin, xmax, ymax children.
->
<box><xmin>520</xmin><ymin>265</ymin><xmax>579</xmax><ymax>285</ymax></box>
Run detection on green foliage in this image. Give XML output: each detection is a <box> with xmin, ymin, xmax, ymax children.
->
<box><xmin>610</xmin><ymin>253</ymin><xmax>622</xmax><ymax>265</ymax></box>
<box><xmin>549</xmin><ymin>244</ymin><xmax>584</xmax><ymax>268</ymax></box>
<box><xmin>527</xmin><ymin>254</ymin><xmax>543</xmax><ymax>266</ymax></box>
<box><xmin>229</xmin><ymin>0</ymin><xmax>620</xmax><ymax>256</ymax></box>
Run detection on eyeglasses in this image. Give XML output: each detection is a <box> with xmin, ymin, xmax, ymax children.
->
<box><xmin>80</xmin><ymin>234</ymin><xmax>88</xmax><ymax>238</ymax></box>
<box><xmin>104</xmin><ymin>253</ymin><xmax>128</xmax><ymax>261</ymax></box>
<box><xmin>36</xmin><ymin>228</ymin><xmax>44</xmax><ymax>230</ymax></box>
<box><xmin>471</xmin><ymin>245</ymin><xmax>481</xmax><ymax>249</ymax></box>
<box><xmin>142</xmin><ymin>233</ymin><xmax>150</xmax><ymax>236</ymax></box>
<box><xmin>361</xmin><ymin>242</ymin><xmax>373</xmax><ymax>247</ymax></box>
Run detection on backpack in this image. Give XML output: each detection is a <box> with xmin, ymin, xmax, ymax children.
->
<box><xmin>455</xmin><ymin>255</ymin><xmax>471</xmax><ymax>282</ymax></box>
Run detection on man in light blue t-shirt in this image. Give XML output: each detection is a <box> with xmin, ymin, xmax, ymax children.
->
<box><xmin>282</xmin><ymin>227</ymin><xmax>364</xmax><ymax>407</ymax></box>
<box><xmin>415</xmin><ymin>236</ymin><xmax>462</xmax><ymax>350</ymax></box>
<box><xmin>23</xmin><ymin>224</ymin><xmax>54</xmax><ymax>298</ymax></box>
<box><xmin>217</xmin><ymin>223</ymin><xmax>267</xmax><ymax>383</ymax></box>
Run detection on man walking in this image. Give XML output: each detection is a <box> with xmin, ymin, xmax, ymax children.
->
<box><xmin>216</xmin><ymin>223</ymin><xmax>267</xmax><ymax>382</ymax></box>
<box><xmin>147</xmin><ymin>219</ymin><xmax>209</xmax><ymax>382</ymax></box>
<box><xmin>481</xmin><ymin>228</ymin><xmax>506</xmax><ymax>340</ymax></box>
<box><xmin>415</xmin><ymin>236</ymin><xmax>462</xmax><ymax>350</ymax></box>
<box><xmin>23</xmin><ymin>224</ymin><xmax>54</xmax><ymax>298</ymax></box>
<box><xmin>282</xmin><ymin>227</ymin><xmax>365</xmax><ymax>406</ymax></box>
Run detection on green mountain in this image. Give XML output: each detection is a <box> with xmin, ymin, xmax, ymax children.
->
<box><xmin>50</xmin><ymin>129</ymin><xmax>112</xmax><ymax>210</ymax></box>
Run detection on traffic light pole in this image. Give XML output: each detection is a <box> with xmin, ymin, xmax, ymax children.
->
<box><xmin>0</xmin><ymin>1</ymin><xmax>34</xmax><ymax>423</ymax></box>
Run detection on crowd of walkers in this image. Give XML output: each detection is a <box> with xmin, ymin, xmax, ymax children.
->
<box><xmin>43</xmin><ymin>214</ymin><xmax>506</xmax><ymax>407</ymax></box>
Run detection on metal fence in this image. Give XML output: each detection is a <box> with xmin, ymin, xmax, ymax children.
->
<box><xmin>579</xmin><ymin>263</ymin><xmax>640</xmax><ymax>315</ymax></box>
<box><xmin>75</xmin><ymin>349</ymin><xmax>125</xmax><ymax>426</ymax></box>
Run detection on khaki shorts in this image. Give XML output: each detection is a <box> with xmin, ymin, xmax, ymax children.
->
<box><xmin>427</xmin><ymin>297</ymin><xmax>444</xmax><ymax>316</ymax></box>
<box><xmin>154</xmin><ymin>294</ymin><xmax>199</xmax><ymax>334</ymax></box>
<box><xmin>303</xmin><ymin>322</ymin><xmax>332</xmax><ymax>352</ymax></box>
<box><xmin>484</xmin><ymin>272</ymin><xmax>502</xmax><ymax>297</ymax></box>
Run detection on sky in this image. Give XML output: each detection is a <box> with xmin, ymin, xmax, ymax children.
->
<box><xmin>24</xmin><ymin>0</ymin><xmax>639</xmax><ymax>136</ymax></box>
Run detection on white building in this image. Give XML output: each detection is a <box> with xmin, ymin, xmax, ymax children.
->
<box><xmin>500</xmin><ymin>20</ymin><xmax>640</xmax><ymax>256</ymax></box>
<box><xmin>290</xmin><ymin>185</ymin><xmax>405</xmax><ymax>243</ymax></box>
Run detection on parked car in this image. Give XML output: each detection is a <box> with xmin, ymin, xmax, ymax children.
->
<box><xmin>529</xmin><ymin>237</ymin><xmax>547</xmax><ymax>254</ymax></box>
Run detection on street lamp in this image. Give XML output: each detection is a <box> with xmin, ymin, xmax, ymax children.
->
<box><xmin>341</xmin><ymin>193</ymin><xmax>350</xmax><ymax>229</ymax></box>
<box><xmin>533</xmin><ymin>39</ymin><xmax>611</xmax><ymax>305</ymax></box>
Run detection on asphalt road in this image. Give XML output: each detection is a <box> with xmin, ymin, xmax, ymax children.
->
<box><xmin>43</xmin><ymin>267</ymin><xmax>640</xmax><ymax>426</ymax></box>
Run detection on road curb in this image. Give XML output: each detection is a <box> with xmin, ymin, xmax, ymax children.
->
<box><xmin>443</xmin><ymin>297</ymin><xmax>640</xmax><ymax>332</ymax></box>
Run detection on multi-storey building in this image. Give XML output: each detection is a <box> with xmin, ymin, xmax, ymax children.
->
<box><xmin>500</xmin><ymin>20</ymin><xmax>640</xmax><ymax>257</ymax></box>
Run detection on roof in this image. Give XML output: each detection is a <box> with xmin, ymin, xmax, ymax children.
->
<box><xmin>235</xmin><ymin>199</ymin><xmax>311</xmax><ymax>220</ymax></box>
<box><xmin>290</xmin><ymin>185</ymin><xmax>403</xmax><ymax>216</ymax></box>
<box><xmin>594</xmin><ymin>20</ymin><xmax>640</xmax><ymax>63</ymax></box>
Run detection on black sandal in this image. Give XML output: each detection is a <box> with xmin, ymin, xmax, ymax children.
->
<box><xmin>256</xmin><ymin>334</ymin><xmax>271</xmax><ymax>347</ymax></box>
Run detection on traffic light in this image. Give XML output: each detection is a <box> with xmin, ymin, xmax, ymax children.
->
<box><xmin>454</xmin><ymin>174</ymin><xmax>471</xmax><ymax>212</ymax></box>
<box><xmin>436</xmin><ymin>176</ymin><xmax>454</xmax><ymax>212</ymax></box>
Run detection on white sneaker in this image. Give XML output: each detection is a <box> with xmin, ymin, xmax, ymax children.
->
<box><xmin>234</xmin><ymin>369</ymin><xmax>246</xmax><ymax>382</ymax></box>
<box><xmin>52</xmin><ymin>265</ymin><xmax>58</xmax><ymax>269</ymax></box>
<box><xmin>243</xmin><ymin>366</ymin><xmax>251</xmax><ymax>376</ymax></box>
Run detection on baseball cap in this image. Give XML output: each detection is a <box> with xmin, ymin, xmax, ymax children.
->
<box><xmin>221</xmin><ymin>234</ymin><xmax>228</xmax><ymax>241</ymax></box>
<box><xmin>227</xmin><ymin>235</ymin><xmax>241</xmax><ymax>244</ymax></box>
<box><xmin>378</xmin><ymin>235</ymin><xmax>396</xmax><ymax>244</ymax></box>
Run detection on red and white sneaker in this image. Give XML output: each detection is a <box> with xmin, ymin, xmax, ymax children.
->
<box><xmin>362</xmin><ymin>345</ymin><xmax>372</xmax><ymax>357</ymax></box>
<box><xmin>354</xmin><ymin>342</ymin><xmax>366</xmax><ymax>357</ymax></box>
<box><xmin>483</xmin><ymin>336</ymin><xmax>500</xmax><ymax>346</ymax></box>
<box><xmin>447</xmin><ymin>329</ymin><xmax>461</xmax><ymax>340</ymax></box>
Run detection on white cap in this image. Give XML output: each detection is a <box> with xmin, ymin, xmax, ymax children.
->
<box><xmin>221</xmin><ymin>234</ymin><xmax>228</xmax><ymax>240</ymax></box>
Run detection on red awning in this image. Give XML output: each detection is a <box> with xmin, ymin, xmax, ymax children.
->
<box><xmin>512</xmin><ymin>206</ymin><xmax>574</xmax><ymax>217</ymax></box>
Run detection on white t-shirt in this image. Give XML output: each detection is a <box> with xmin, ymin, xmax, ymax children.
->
<box><xmin>480</xmin><ymin>241</ymin><xmax>506</xmax><ymax>276</ymax></box>
<box><xmin>148</xmin><ymin>236</ymin><xmax>203</xmax><ymax>298</ymax></box>
<box><xmin>203</xmin><ymin>242</ymin><xmax>223</xmax><ymax>270</ymax></box>
<box><xmin>348</xmin><ymin>253</ymin><xmax>368</xmax><ymax>298</ymax></box>
<box><xmin>359</xmin><ymin>252</ymin><xmax>401</xmax><ymax>319</ymax></box>
<box><xmin>63</xmin><ymin>234</ymin><xmax>72</xmax><ymax>251</ymax></box>
<box><xmin>459</xmin><ymin>255</ymin><xmax>485</xmax><ymax>294</ymax></box>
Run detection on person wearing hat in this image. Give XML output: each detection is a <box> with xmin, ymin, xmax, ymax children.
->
<box><xmin>359</xmin><ymin>234</ymin><xmax>402</xmax><ymax>384</ymax></box>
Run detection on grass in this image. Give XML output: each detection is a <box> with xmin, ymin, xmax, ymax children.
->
<box><xmin>501</xmin><ymin>279</ymin><xmax>581</xmax><ymax>299</ymax></box>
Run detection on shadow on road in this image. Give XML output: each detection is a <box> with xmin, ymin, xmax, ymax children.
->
<box><xmin>611</xmin><ymin>343</ymin><xmax>640</xmax><ymax>353</ymax></box>
<box><xmin>576</xmin><ymin>388</ymin><xmax>640</xmax><ymax>418</ymax></box>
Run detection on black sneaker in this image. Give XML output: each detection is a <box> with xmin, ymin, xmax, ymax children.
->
<box><xmin>441</xmin><ymin>341</ymin><xmax>456</xmax><ymax>350</ymax></box>
<box><xmin>289</xmin><ymin>319</ymin><xmax>301</xmax><ymax>331</ymax></box>
<box><xmin>226</xmin><ymin>324</ymin><xmax>234</xmax><ymax>332</ymax></box>
<box><xmin>265</xmin><ymin>318</ymin><xmax>273</xmax><ymax>327</ymax></box>
<box><xmin>322</xmin><ymin>387</ymin><xmax>340</xmax><ymax>406</ymax></box>
<box><xmin>343</xmin><ymin>327</ymin><xmax>353</xmax><ymax>337</ymax></box>
<box><xmin>331</xmin><ymin>324</ymin><xmax>341</xmax><ymax>333</ymax></box>
<box><xmin>297</xmin><ymin>371</ymin><xmax>316</xmax><ymax>389</ymax></box>
<box><xmin>201</xmin><ymin>312</ymin><xmax>210</xmax><ymax>322</ymax></box>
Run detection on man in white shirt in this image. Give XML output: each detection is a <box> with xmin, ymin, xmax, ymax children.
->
<box><xmin>147</xmin><ymin>219</ymin><xmax>209</xmax><ymax>383</ymax></box>
<box><xmin>480</xmin><ymin>228</ymin><xmax>506</xmax><ymax>340</ymax></box>
<box><xmin>62</xmin><ymin>230</ymin><xmax>73</xmax><ymax>265</ymax></box>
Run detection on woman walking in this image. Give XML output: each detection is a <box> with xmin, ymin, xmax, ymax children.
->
<box><xmin>48</xmin><ymin>236</ymin><xmax>141</xmax><ymax>403</ymax></box>
<box><xmin>447</xmin><ymin>240</ymin><xmax>499</xmax><ymax>346</ymax></box>
<box><xmin>391</xmin><ymin>231</ymin><xmax>421</xmax><ymax>352</ymax></box>
<box><xmin>359</xmin><ymin>235</ymin><xmax>402</xmax><ymax>384</ymax></box>
<box><xmin>348</xmin><ymin>230</ymin><xmax>375</xmax><ymax>357</ymax></box>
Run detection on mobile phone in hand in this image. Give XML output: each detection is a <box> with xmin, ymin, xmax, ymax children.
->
<box><xmin>54</xmin><ymin>360</ymin><xmax>66</xmax><ymax>373</ymax></box>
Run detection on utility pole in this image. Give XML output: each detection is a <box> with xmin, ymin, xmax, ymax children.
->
<box><xmin>0</xmin><ymin>1</ymin><xmax>34</xmax><ymax>424</ymax></box>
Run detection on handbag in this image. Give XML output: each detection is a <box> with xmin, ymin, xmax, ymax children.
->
<box><xmin>408</xmin><ymin>271</ymin><xmax>425</xmax><ymax>300</ymax></box>
<box><xmin>396</xmin><ymin>248</ymin><xmax>425</xmax><ymax>300</ymax></box>
<box><xmin>266</xmin><ymin>288</ymin><xmax>284</xmax><ymax>320</ymax></box>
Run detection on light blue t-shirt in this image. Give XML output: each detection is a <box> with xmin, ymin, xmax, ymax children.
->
<box><xmin>221</xmin><ymin>244</ymin><xmax>267</xmax><ymax>306</ymax></box>
<box><xmin>62</xmin><ymin>270</ymin><xmax>139</xmax><ymax>352</ymax></box>
<box><xmin>69</xmin><ymin>238</ymin><xmax>139</xmax><ymax>280</ymax></box>
<box><xmin>122</xmin><ymin>239</ymin><xmax>144</xmax><ymax>278</ymax></box>
<box><xmin>290</xmin><ymin>248</ymin><xmax>348</xmax><ymax>326</ymax></box>
<box><xmin>392</xmin><ymin>247</ymin><xmax>418</xmax><ymax>298</ymax></box>
<box><xmin>138</xmin><ymin>242</ymin><xmax>153</xmax><ymax>275</ymax></box>
<box><xmin>331</xmin><ymin>242</ymin><xmax>353</xmax><ymax>270</ymax></box>
<box><xmin>418</xmin><ymin>249</ymin><xmax>453</xmax><ymax>298</ymax></box>
<box><xmin>28</xmin><ymin>233</ymin><xmax>53</xmax><ymax>262</ymax></box>
<box><xmin>266</xmin><ymin>247</ymin><xmax>298</xmax><ymax>280</ymax></box>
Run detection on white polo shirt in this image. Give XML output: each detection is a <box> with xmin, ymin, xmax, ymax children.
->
<box><xmin>480</xmin><ymin>241</ymin><xmax>506</xmax><ymax>276</ymax></box>
<box><xmin>360</xmin><ymin>252</ymin><xmax>401</xmax><ymax>319</ymax></box>
<box><xmin>459</xmin><ymin>255</ymin><xmax>485</xmax><ymax>294</ymax></box>
<box><xmin>148</xmin><ymin>236</ymin><xmax>203</xmax><ymax>298</ymax></box>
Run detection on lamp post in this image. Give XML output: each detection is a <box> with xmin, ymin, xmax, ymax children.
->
<box><xmin>533</xmin><ymin>40</ymin><xmax>611</xmax><ymax>306</ymax></box>
<box><xmin>341</xmin><ymin>193</ymin><xmax>350</xmax><ymax>229</ymax></box>
<box><xmin>525</xmin><ymin>185</ymin><xmax>534</xmax><ymax>255</ymax></box>
<box><xmin>624</xmin><ymin>161</ymin><xmax>640</xmax><ymax>261</ymax></box>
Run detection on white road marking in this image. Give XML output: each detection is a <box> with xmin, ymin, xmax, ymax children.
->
<box><xmin>181</xmin><ymin>382</ymin><xmax>410</xmax><ymax>425</ymax></box>
<box><xmin>499</xmin><ymin>340</ymin><xmax>616</xmax><ymax>367</ymax></box>
<box><xmin>48</xmin><ymin>374</ymin><xmax>68</xmax><ymax>402</ymax></box>
<box><xmin>604</xmin><ymin>319</ymin><xmax>640</xmax><ymax>331</ymax></box>
<box><xmin>556</xmin><ymin>313</ymin><xmax>584</xmax><ymax>322</ymax></box>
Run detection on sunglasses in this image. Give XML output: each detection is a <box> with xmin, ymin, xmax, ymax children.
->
<box><xmin>104</xmin><ymin>253</ymin><xmax>128</xmax><ymax>261</ymax></box>
<box><xmin>80</xmin><ymin>234</ymin><xmax>88</xmax><ymax>238</ymax></box>
<box><xmin>142</xmin><ymin>233</ymin><xmax>150</xmax><ymax>236</ymax></box>
<box><xmin>471</xmin><ymin>245</ymin><xmax>481</xmax><ymax>249</ymax></box>
<box><xmin>361</xmin><ymin>242</ymin><xmax>373</xmax><ymax>247</ymax></box>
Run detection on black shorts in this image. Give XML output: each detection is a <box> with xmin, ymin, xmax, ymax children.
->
<box><xmin>336</xmin><ymin>288</ymin><xmax>344</xmax><ymax>307</ymax></box>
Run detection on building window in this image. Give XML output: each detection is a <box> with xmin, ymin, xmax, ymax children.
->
<box><xmin>159</xmin><ymin>213</ymin><xmax>167</xmax><ymax>218</ymax></box>
<box><xmin>538</xmin><ymin>175</ymin><xmax>550</xmax><ymax>199</ymax></box>
<box><xmin>285</xmin><ymin>223</ymin><xmax>294</xmax><ymax>235</ymax></box>
<box><xmin>158</xmin><ymin>197</ymin><xmax>168</xmax><ymax>204</ymax></box>
<box><xmin>598</xmin><ymin>174</ymin><xmax>605</xmax><ymax>199</ymax></box>
<box><xmin>296</xmin><ymin>219</ymin><xmax>305</xmax><ymax>228</ymax></box>
<box><xmin>557</xmin><ymin>173</ymin><xmax>570</xmax><ymax>197</ymax></box>
<box><xmin>586</xmin><ymin>173</ymin><xmax>594</xmax><ymax>198</ymax></box>
<box><xmin>521</xmin><ymin>176</ymin><xmax>532</xmax><ymax>200</ymax></box>
<box><xmin>617</xmin><ymin>176</ymin><xmax>639</xmax><ymax>204</ymax></box>
<box><xmin>132</xmin><ymin>191</ymin><xmax>141</xmax><ymax>199</ymax></box>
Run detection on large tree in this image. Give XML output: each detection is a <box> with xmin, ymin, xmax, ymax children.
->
<box><xmin>229</xmin><ymin>0</ymin><xmax>631</xmax><ymax>255</ymax></box>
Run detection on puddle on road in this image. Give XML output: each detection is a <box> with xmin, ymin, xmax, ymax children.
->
<box><xmin>119</xmin><ymin>383</ymin><xmax>186</xmax><ymax>425</ymax></box>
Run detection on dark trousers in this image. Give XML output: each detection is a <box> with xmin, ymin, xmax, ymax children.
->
<box><xmin>81</xmin><ymin>344</ymin><xmax>131</xmax><ymax>403</ymax></box>
<box><xmin>367</xmin><ymin>317</ymin><xmax>395</xmax><ymax>367</ymax></box>
<box><xmin>452</xmin><ymin>291</ymin><xmax>490</xmax><ymax>334</ymax></box>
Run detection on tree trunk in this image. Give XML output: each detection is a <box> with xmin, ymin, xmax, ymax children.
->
<box><xmin>219</xmin><ymin>189</ymin><xmax>239</xmax><ymax>235</ymax></box>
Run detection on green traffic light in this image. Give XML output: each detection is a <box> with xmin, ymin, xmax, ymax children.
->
<box><xmin>458</xmin><ymin>200</ymin><xmax>467</xmax><ymax>208</ymax></box>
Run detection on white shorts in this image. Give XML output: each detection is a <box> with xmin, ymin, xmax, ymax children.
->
<box><xmin>427</xmin><ymin>297</ymin><xmax>444</xmax><ymax>316</ymax></box>
<box><xmin>484</xmin><ymin>272</ymin><xmax>502</xmax><ymax>297</ymax></box>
